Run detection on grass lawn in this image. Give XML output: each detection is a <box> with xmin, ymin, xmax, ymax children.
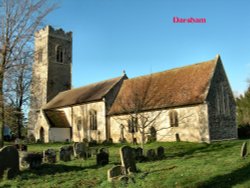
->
<box><xmin>1</xmin><ymin>139</ymin><xmax>250</xmax><ymax>188</ymax></box>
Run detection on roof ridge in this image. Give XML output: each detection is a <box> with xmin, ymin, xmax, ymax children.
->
<box><xmin>127</xmin><ymin>56</ymin><xmax>217</xmax><ymax>81</ymax></box>
<box><xmin>109</xmin><ymin>55</ymin><xmax>219</xmax><ymax>115</ymax></box>
<box><xmin>60</xmin><ymin>76</ymin><xmax>123</xmax><ymax>94</ymax></box>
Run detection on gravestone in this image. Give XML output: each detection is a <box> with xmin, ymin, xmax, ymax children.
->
<box><xmin>107</xmin><ymin>165</ymin><xmax>126</xmax><ymax>182</ymax></box>
<box><xmin>43</xmin><ymin>149</ymin><xmax>57</xmax><ymax>163</ymax></box>
<box><xmin>60</xmin><ymin>146</ymin><xmax>72</xmax><ymax>162</ymax></box>
<box><xmin>20</xmin><ymin>152</ymin><xmax>43</xmax><ymax>169</ymax></box>
<box><xmin>67</xmin><ymin>145</ymin><xmax>74</xmax><ymax>155</ymax></box>
<box><xmin>73</xmin><ymin>142</ymin><xmax>89</xmax><ymax>159</ymax></box>
<box><xmin>0</xmin><ymin>146</ymin><xmax>19</xmax><ymax>179</ymax></box>
<box><xmin>96</xmin><ymin>148</ymin><xmax>109</xmax><ymax>166</ymax></box>
<box><xmin>175</xmin><ymin>133</ymin><xmax>181</xmax><ymax>142</ymax></box>
<box><xmin>120</xmin><ymin>146</ymin><xmax>137</xmax><ymax>173</ymax></box>
<box><xmin>134</xmin><ymin>147</ymin><xmax>143</xmax><ymax>161</ymax></box>
<box><xmin>146</xmin><ymin>149</ymin><xmax>156</xmax><ymax>161</ymax></box>
<box><xmin>157</xmin><ymin>146</ymin><xmax>165</xmax><ymax>159</ymax></box>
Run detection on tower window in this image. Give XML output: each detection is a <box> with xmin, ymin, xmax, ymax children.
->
<box><xmin>169</xmin><ymin>110</ymin><xmax>178</xmax><ymax>127</ymax></box>
<box><xmin>56</xmin><ymin>45</ymin><xmax>63</xmax><ymax>63</ymax></box>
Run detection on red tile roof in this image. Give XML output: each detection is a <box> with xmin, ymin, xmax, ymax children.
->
<box><xmin>108</xmin><ymin>56</ymin><xmax>219</xmax><ymax>115</ymax></box>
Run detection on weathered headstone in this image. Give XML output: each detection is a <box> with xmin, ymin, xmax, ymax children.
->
<box><xmin>107</xmin><ymin>165</ymin><xmax>126</xmax><ymax>182</ymax></box>
<box><xmin>146</xmin><ymin>149</ymin><xmax>156</xmax><ymax>161</ymax></box>
<box><xmin>134</xmin><ymin>147</ymin><xmax>143</xmax><ymax>161</ymax></box>
<box><xmin>43</xmin><ymin>149</ymin><xmax>57</xmax><ymax>163</ymax></box>
<box><xmin>73</xmin><ymin>142</ymin><xmax>89</xmax><ymax>159</ymax></box>
<box><xmin>120</xmin><ymin>146</ymin><xmax>137</xmax><ymax>173</ymax></box>
<box><xmin>157</xmin><ymin>146</ymin><xmax>165</xmax><ymax>159</ymax></box>
<box><xmin>241</xmin><ymin>142</ymin><xmax>248</xmax><ymax>158</ymax></box>
<box><xmin>20</xmin><ymin>152</ymin><xmax>43</xmax><ymax>169</ymax></box>
<box><xmin>67</xmin><ymin>145</ymin><xmax>74</xmax><ymax>155</ymax></box>
<box><xmin>96</xmin><ymin>148</ymin><xmax>109</xmax><ymax>166</ymax></box>
<box><xmin>60</xmin><ymin>146</ymin><xmax>72</xmax><ymax>162</ymax></box>
<box><xmin>0</xmin><ymin>146</ymin><xmax>19</xmax><ymax>179</ymax></box>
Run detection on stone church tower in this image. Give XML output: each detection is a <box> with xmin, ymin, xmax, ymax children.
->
<box><xmin>28</xmin><ymin>26</ymin><xmax>72</xmax><ymax>140</ymax></box>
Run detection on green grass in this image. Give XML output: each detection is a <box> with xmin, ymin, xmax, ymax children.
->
<box><xmin>1</xmin><ymin>140</ymin><xmax>250</xmax><ymax>188</ymax></box>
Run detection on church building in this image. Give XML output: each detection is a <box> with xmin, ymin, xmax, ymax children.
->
<box><xmin>28</xmin><ymin>26</ymin><xmax>237</xmax><ymax>143</ymax></box>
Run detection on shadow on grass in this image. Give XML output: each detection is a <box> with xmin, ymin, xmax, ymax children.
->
<box><xmin>21</xmin><ymin>163</ymin><xmax>98</xmax><ymax>177</ymax></box>
<box><xmin>196</xmin><ymin>162</ymin><xmax>250</xmax><ymax>188</ymax></box>
<box><xmin>167</xmin><ymin>141</ymin><xmax>240</xmax><ymax>159</ymax></box>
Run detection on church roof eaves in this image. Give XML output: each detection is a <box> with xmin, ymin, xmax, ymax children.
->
<box><xmin>43</xmin><ymin>75</ymin><xmax>126</xmax><ymax>110</ymax></box>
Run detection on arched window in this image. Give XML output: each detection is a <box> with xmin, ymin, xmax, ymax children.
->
<box><xmin>56</xmin><ymin>45</ymin><xmax>63</xmax><ymax>63</ymax></box>
<box><xmin>169</xmin><ymin>110</ymin><xmax>178</xmax><ymax>127</ymax></box>
<box><xmin>128</xmin><ymin>117</ymin><xmax>138</xmax><ymax>133</ymax></box>
<box><xmin>89</xmin><ymin>110</ymin><xmax>97</xmax><ymax>130</ymax></box>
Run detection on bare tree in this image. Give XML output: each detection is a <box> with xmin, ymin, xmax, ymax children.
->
<box><xmin>113</xmin><ymin>75</ymin><xmax>166</xmax><ymax>150</ymax></box>
<box><xmin>112</xmin><ymin>74</ymin><xmax>195</xmax><ymax>150</ymax></box>
<box><xmin>0</xmin><ymin>0</ymin><xmax>56</xmax><ymax>146</ymax></box>
<box><xmin>4</xmin><ymin>50</ymin><xmax>32</xmax><ymax>138</ymax></box>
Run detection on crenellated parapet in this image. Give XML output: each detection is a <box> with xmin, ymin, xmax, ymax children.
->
<box><xmin>35</xmin><ymin>25</ymin><xmax>72</xmax><ymax>41</ymax></box>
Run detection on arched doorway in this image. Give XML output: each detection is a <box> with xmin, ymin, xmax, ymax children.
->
<box><xmin>40</xmin><ymin>127</ymin><xmax>45</xmax><ymax>143</ymax></box>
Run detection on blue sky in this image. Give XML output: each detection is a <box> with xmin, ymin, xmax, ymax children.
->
<box><xmin>45</xmin><ymin>0</ymin><xmax>250</xmax><ymax>95</ymax></box>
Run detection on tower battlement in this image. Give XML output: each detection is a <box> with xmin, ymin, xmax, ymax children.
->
<box><xmin>35</xmin><ymin>25</ymin><xmax>72</xmax><ymax>41</ymax></box>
